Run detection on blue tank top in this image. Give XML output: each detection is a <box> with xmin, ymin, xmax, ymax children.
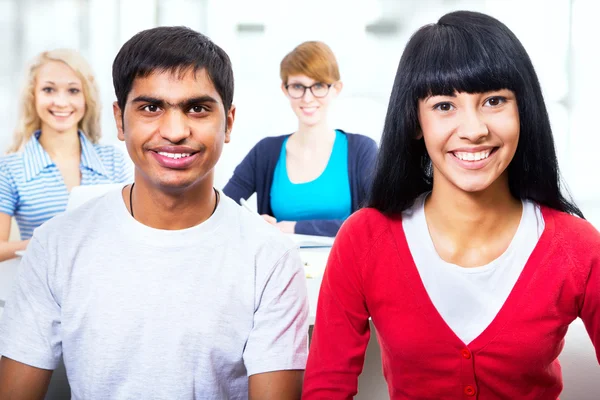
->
<box><xmin>270</xmin><ymin>130</ymin><xmax>351</xmax><ymax>222</ymax></box>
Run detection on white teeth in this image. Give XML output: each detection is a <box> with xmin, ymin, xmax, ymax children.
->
<box><xmin>52</xmin><ymin>111</ymin><xmax>71</xmax><ymax>117</ymax></box>
<box><xmin>453</xmin><ymin>150</ymin><xmax>492</xmax><ymax>161</ymax></box>
<box><xmin>157</xmin><ymin>152</ymin><xmax>192</xmax><ymax>159</ymax></box>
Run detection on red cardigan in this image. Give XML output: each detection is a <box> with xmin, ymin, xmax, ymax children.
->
<box><xmin>302</xmin><ymin>206</ymin><xmax>600</xmax><ymax>399</ymax></box>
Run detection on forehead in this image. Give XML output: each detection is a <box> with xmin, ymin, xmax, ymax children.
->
<box><xmin>128</xmin><ymin>68</ymin><xmax>221</xmax><ymax>104</ymax></box>
<box><xmin>287</xmin><ymin>74</ymin><xmax>318</xmax><ymax>85</ymax></box>
<box><xmin>36</xmin><ymin>61</ymin><xmax>81</xmax><ymax>85</ymax></box>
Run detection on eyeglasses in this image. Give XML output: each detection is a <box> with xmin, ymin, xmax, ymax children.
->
<box><xmin>285</xmin><ymin>82</ymin><xmax>333</xmax><ymax>99</ymax></box>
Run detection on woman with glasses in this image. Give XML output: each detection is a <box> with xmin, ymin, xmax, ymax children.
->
<box><xmin>303</xmin><ymin>11</ymin><xmax>600</xmax><ymax>399</ymax></box>
<box><xmin>223</xmin><ymin>41</ymin><xmax>378</xmax><ymax>237</ymax></box>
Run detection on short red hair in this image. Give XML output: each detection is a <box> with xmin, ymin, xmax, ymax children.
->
<box><xmin>280</xmin><ymin>41</ymin><xmax>340</xmax><ymax>84</ymax></box>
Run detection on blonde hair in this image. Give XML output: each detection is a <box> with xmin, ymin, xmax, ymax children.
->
<box><xmin>280</xmin><ymin>41</ymin><xmax>340</xmax><ymax>85</ymax></box>
<box><xmin>8</xmin><ymin>49</ymin><xmax>102</xmax><ymax>153</ymax></box>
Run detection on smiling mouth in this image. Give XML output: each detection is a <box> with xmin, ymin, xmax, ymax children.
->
<box><xmin>451</xmin><ymin>148</ymin><xmax>498</xmax><ymax>161</ymax></box>
<box><xmin>155</xmin><ymin>152</ymin><xmax>195</xmax><ymax>159</ymax></box>
<box><xmin>50</xmin><ymin>111</ymin><xmax>73</xmax><ymax>117</ymax></box>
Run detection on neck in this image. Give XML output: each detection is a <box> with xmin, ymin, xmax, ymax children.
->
<box><xmin>425</xmin><ymin>174</ymin><xmax>522</xmax><ymax>246</ymax></box>
<box><xmin>128</xmin><ymin>172</ymin><xmax>217</xmax><ymax>230</ymax></box>
<box><xmin>38</xmin><ymin>126</ymin><xmax>81</xmax><ymax>159</ymax></box>
<box><xmin>294</xmin><ymin>120</ymin><xmax>335</xmax><ymax>149</ymax></box>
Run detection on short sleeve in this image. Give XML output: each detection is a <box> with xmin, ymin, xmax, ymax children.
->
<box><xmin>111</xmin><ymin>147</ymin><xmax>133</xmax><ymax>183</ymax></box>
<box><xmin>0</xmin><ymin>160</ymin><xmax>19</xmax><ymax>216</ymax></box>
<box><xmin>0</xmin><ymin>234</ymin><xmax>62</xmax><ymax>370</ymax></box>
<box><xmin>243</xmin><ymin>248</ymin><xmax>309</xmax><ymax>375</ymax></box>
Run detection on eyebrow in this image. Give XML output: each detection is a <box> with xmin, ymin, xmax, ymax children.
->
<box><xmin>43</xmin><ymin>81</ymin><xmax>80</xmax><ymax>86</ymax></box>
<box><xmin>131</xmin><ymin>95</ymin><xmax>219</xmax><ymax>109</ymax></box>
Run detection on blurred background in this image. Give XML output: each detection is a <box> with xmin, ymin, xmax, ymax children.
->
<box><xmin>0</xmin><ymin>0</ymin><xmax>598</xmax><ymax>226</ymax></box>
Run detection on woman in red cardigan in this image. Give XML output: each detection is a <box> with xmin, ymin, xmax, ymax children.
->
<box><xmin>303</xmin><ymin>10</ymin><xmax>600</xmax><ymax>400</ymax></box>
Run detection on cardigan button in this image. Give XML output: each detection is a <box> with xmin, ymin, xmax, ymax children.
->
<box><xmin>461</xmin><ymin>349</ymin><xmax>472</xmax><ymax>359</ymax></box>
<box><xmin>464</xmin><ymin>385</ymin><xmax>476</xmax><ymax>396</ymax></box>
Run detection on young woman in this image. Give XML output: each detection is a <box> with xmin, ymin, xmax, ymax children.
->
<box><xmin>303</xmin><ymin>11</ymin><xmax>600</xmax><ymax>399</ymax></box>
<box><xmin>223</xmin><ymin>41</ymin><xmax>378</xmax><ymax>237</ymax></box>
<box><xmin>0</xmin><ymin>49</ymin><xmax>132</xmax><ymax>261</ymax></box>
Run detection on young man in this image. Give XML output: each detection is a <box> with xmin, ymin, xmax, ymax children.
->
<box><xmin>0</xmin><ymin>27</ymin><xmax>308</xmax><ymax>399</ymax></box>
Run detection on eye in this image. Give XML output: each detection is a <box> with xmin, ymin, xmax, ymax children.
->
<box><xmin>292</xmin><ymin>84</ymin><xmax>304</xmax><ymax>90</ymax></box>
<box><xmin>313</xmin><ymin>83</ymin><xmax>325</xmax><ymax>89</ymax></box>
<box><xmin>433</xmin><ymin>102</ymin><xmax>455</xmax><ymax>112</ymax></box>
<box><xmin>42</xmin><ymin>87</ymin><xmax>54</xmax><ymax>93</ymax></box>
<box><xmin>142</xmin><ymin>105</ymin><xmax>160</xmax><ymax>113</ymax></box>
<box><xmin>189</xmin><ymin>105</ymin><xmax>207</xmax><ymax>113</ymax></box>
<box><xmin>69</xmin><ymin>88</ymin><xmax>81</xmax><ymax>94</ymax></box>
<box><xmin>484</xmin><ymin>96</ymin><xmax>507</xmax><ymax>107</ymax></box>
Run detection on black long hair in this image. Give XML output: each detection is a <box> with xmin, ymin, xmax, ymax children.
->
<box><xmin>368</xmin><ymin>11</ymin><xmax>583</xmax><ymax>218</ymax></box>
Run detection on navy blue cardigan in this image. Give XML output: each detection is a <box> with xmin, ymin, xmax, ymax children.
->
<box><xmin>223</xmin><ymin>131</ymin><xmax>378</xmax><ymax>237</ymax></box>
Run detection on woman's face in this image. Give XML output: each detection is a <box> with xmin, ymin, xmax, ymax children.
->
<box><xmin>282</xmin><ymin>74</ymin><xmax>341</xmax><ymax>127</ymax></box>
<box><xmin>417</xmin><ymin>89</ymin><xmax>520</xmax><ymax>194</ymax></box>
<box><xmin>34</xmin><ymin>61</ymin><xmax>86</xmax><ymax>135</ymax></box>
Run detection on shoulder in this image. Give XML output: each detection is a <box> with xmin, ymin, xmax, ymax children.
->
<box><xmin>548</xmin><ymin>208</ymin><xmax>600</xmax><ymax>249</ymax></box>
<box><xmin>335</xmin><ymin>207</ymin><xmax>397</xmax><ymax>256</ymax></box>
<box><xmin>543</xmin><ymin>207</ymin><xmax>600</xmax><ymax>271</ymax></box>
<box><xmin>0</xmin><ymin>153</ymin><xmax>24</xmax><ymax>181</ymax></box>
<box><xmin>220</xmin><ymin>195</ymin><xmax>297</xmax><ymax>265</ymax></box>
<box><xmin>254</xmin><ymin>134</ymin><xmax>290</xmax><ymax>151</ymax></box>
<box><xmin>91</xmin><ymin>143</ymin><xmax>127</xmax><ymax>161</ymax></box>
<box><xmin>340</xmin><ymin>131</ymin><xmax>378</xmax><ymax>158</ymax></box>
<box><xmin>34</xmin><ymin>190</ymin><xmax>116</xmax><ymax>247</ymax></box>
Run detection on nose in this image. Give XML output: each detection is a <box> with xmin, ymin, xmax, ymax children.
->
<box><xmin>457</xmin><ymin>108</ymin><xmax>489</xmax><ymax>142</ymax></box>
<box><xmin>159</xmin><ymin>110</ymin><xmax>191</xmax><ymax>143</ymax></box>
<box><xmin>52</xmin><ymin>91</ymin><xmax>69</xmax><ymax>108</ymax></box>
<box><xmin>301</xmin><ymin>88</ymin><xmax>316</xmax><ymax>102</ymax></box>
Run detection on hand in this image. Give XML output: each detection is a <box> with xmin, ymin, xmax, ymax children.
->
<box><xmin>261</xmin><ymin>214</ymin><xmax>277</xmax><ymax>225</ymax></box>
<box><xmin>276</xmin><ymin>221</ymin><xmax>296</xmax><ymax>234</ymax></box>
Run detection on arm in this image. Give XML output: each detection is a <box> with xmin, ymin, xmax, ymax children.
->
<box><xmin>249</xmin><ymin>370</ymin><xmax>303</xmax><ymax>400</ymax></box>
<box><xmin>0</xmin><ymin>236</ymin><xmax>63</xmax><ymax>393</ymax></box>
<box><xmin>0</xmin><ymin>357</ymin><xmax>52</xmax><ymax>400</ymax></box>
<box><xmin>302</xmin><ymin>218</ymin><xmax>371</xmax><ymax>399</ymax></box>
<box><xmin>0</xmin><ymin>163</ymin><xmax>28</xmax><ymax>261</ymax></box>
<box><xmin>223</xmin><ymin>144</ymin><xmax>259</xmax><ymax>204</ymax></box>
<box><xmin>578</xmin><ymin>239</ymin><xmax>600</xmax><ymax>362</ymax></box>
<box><xmin>244</xmin><ymin>249</ymin><xmax>308</xmax><ymax>398</ymax></box>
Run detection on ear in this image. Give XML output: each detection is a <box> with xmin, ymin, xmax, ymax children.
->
<box><xmin>224</xmin><ymin>104</ymin><xmax>236</xmax><ymax>144</ymax></box>
<box><xmin>113</xmin><ymin>102</ymin><xmax>125</xmax><ymax>141</ymax></box>
<box><xmin>281</xmin><ymin>83</ymin><xmax>289</xmax><ymax>97</ymax></box>
<box><xmin>333</xmin><ymin>81</ymin><xmax>343</xmax><ymax>95</ymax></box>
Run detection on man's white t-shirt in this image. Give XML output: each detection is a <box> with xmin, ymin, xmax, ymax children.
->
<box><xmin>0</xmin><ymin>188</ymin><xmax>309</xmax><ymax>399</ymax></box>
<box><xmin>402</xmin><ymin>193</ymin><xmax>544</xmax><ymax>344</ymax></box>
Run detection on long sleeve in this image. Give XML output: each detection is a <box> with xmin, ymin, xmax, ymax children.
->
<box><xmin>223</xmin><ymin>144</ymin><xmax>259</xmax><ymax>205</ymax></box>
<box><xmin>302</xmin><ymin>216</ymin><xmax>371</xmax><ymax>399</ymax></box>
<box><xmin>578</xmin><ymin>235</ymin><xmax>600</xmax><ymax>363</ymax></box>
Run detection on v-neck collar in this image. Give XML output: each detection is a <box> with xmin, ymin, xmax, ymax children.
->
<box><xmin>389</xmin><ymin>205</ymin><xmax>556</xmax><ymax>351</ymax></box>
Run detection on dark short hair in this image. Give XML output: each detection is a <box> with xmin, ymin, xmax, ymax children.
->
<box><xmin>369</xmin><ymin>11</ymin><xmax>582</xmax><ymax>217</ymax></box>
<box><xmin>112</xmin><ymin>26</ymin><xmax>234</xmax><ymax>114</ymax></box>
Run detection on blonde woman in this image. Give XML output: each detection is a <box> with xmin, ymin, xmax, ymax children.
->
<box><xmin>0</xmin><ymin>49</ymin><xmax>132</xmax><ymax>261</ymax></box>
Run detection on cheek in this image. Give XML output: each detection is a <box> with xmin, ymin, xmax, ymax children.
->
<box><xmin>75</xmin><ymin>95</ymin><xmax>86</xmax><ymax>112</ymax></box>
<box><xmin>35</xmin><ymin>95</ymin><xmax>51</xmax><ymax>112</ymax></box>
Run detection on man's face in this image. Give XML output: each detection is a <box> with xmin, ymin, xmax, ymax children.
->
<box><xmin>113</xmin><ymin>68</ymin><xmax>235</xmax><ymax>192</ymax></box>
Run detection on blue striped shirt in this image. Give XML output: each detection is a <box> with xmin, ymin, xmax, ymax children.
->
<box><xmin>0</xmin><ymin>131</ymin><xmax>132</xmax><ymax>239</ymax></box>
